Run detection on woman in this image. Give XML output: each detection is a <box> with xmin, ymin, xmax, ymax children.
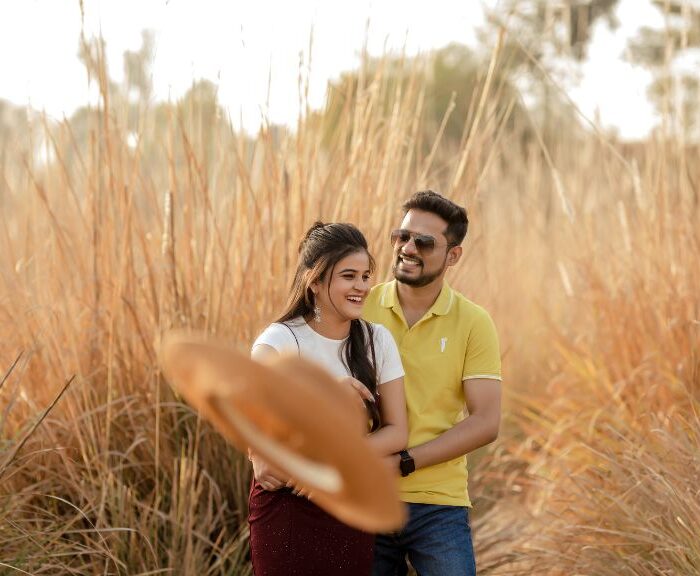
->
<box><xmin>248</xmin><ymin>222</ymin><xmax>407</xmax><ymax>576</ymax></box>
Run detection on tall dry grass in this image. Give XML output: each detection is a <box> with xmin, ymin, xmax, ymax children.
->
<box><xmin>477</xmin><ymin>136</ymin><xmax>700</xmax><ymax>573</ymax></box>
<box><xmin>1</xmin><ymin>32</ymin><xmax>698</xmax><ymax>575</ymax></box>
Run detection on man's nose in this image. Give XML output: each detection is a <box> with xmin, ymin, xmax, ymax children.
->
<box><xmin>401</xmin><ymin>237</ymin><xmax>418</xmax><ymax>255</ymax></box>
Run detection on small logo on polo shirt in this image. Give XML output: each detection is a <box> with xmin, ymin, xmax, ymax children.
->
<box><xmin>440</xmin><ymin>337</ymin><xmax>447</xmax><ymax>352</ymax></box>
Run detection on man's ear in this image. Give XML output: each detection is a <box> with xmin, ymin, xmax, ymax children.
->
<box><xmin>447</xmin><ymin>245</ymin><xmax>462</xmax><ymax>266</ymax></box>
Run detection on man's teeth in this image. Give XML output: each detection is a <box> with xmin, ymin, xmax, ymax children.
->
<box><xmin>400</xmin><ymin>255</ymin><xmax>421</xmax><ymax>265</ymax></box>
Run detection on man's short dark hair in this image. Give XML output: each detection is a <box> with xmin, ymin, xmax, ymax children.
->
<box><xmin>402</xmin><ymin>190</ymin><xmax>469</xmax><ymax>246</ymax></box>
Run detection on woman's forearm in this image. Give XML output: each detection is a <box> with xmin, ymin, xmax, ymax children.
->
<box><xmin>368</xmin><ymin>423</ymin><xmax>407</xmax><ymax>456</ymax></box>
<box><xmin>368</xmin><ymin>377</ymin><xmax>408</xmax><ymax>456</ymax></box>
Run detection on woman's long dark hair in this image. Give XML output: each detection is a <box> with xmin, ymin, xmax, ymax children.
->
<box><xmin>277</xmin><ymin>222</ymin><xmax>379</xmax><ymax>399</ymax></box>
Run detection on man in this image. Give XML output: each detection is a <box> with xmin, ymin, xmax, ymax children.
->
<box><xmin>363</xmin><ymin>190</ymin><xmax>502</xmax><ymax>576</ymax></box>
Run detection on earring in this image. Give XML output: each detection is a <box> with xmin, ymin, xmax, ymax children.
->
<box><xmin>314</xmin><ymin>305</ymin><xmax>322</xmax><ymax>323</ymax></box>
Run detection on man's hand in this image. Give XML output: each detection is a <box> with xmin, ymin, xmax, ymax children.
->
<box><xmin>249</xmin><ymin>451</ymin><xmax>288</xmax><ymax>491</ymax></box>
<box><xmin>407</xmin><ymin>378</ymin><xmax>501</xmax><ymax>470</ymax></box>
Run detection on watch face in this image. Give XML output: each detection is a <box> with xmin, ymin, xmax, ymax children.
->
<box><xmin>400</xmin><ymin>454</ymin><xmax>415</xmax><ymax>476</ymax></box>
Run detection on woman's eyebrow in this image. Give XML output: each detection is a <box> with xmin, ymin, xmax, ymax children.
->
<box><xmin>337</xmin><ymin>268</ymin><xmax>370</xmax><ymax>274</ymax></box>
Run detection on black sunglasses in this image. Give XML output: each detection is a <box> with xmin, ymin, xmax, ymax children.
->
<box><xmin>390</xmin><ymin>229</ymin><xmax>451</xmax><ymax>253</ymax></box>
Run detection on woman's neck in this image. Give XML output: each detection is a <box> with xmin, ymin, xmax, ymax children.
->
<box><xmin>303</xmin><ymin>313</ymin><xmax>351</xmax><ymax>340</ymax></box>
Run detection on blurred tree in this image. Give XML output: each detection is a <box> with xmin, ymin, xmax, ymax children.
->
<box><xmin>66</xmin><ymin>34</ymin><xmax>124</xmax><ymax>171</ymax></box>
<box><xmin>320</xmin><ymin>43</ymin><xmax>535</xmax><ymax>151</ymax></box>
<box><xmin>0</xmin><ymin>99</ymin><xmax>31</xmax><ymax>211</ymax></box>
<box><xmin>168</xmin><ymin>79</ymin><xmax>227</xmax><ymax>189</ymax></box>
<box><xmin>480</xmin><ymin>1</ymin><xmax>621</xmax><ymax>149</ymax></box>
<box><xmin>123</xmin><ymin>30</ymin><xmax>155</xmax><ymax>104</ymax></box>
<box><xmin>65</xmin><ymin>33</ymin><xmax>232</xmax><ymax>182</ymax></box>
<box><xmin>329</xmin><ymin>0</ymin><xmax>626</xmax><ymax>135</ymax></box>
<box><xmin>0</xmin><ymin>98</ymin><xmax>33</xmax><ymax>159</ymax></box>
<box><xmin>77</xmin><ymin>35</ymin><xmax>120</xmax><ymax>106</ymax></box>
<box><xmin>487</xmin><ymin>0</ymin><xmax>621</xmax><ymax>62</ymax></box>
<box><xmin>567</xmin><ymin>0</ymin><xmax>621</xmax><ymax>57</ymax></box>
<box><xmin>628</xmin><ymin>0</ymin><xmax>700</xmax><ymax>138</ymax></box>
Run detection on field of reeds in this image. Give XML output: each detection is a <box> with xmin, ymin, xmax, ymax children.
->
<box><xmin>1</xmin><ymin>32</ymin><xmax>698</xmax><ymax>575</ymax></box>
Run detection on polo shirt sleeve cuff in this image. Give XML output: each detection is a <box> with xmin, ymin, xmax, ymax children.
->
<box><xmin>462</xmin><ymin>374</ymin><xmax>502</xmax><ymax>381</ymax></box>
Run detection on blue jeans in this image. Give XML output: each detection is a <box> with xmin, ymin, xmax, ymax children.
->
<box><xmin>372</xmin><ymin>503</ymin><xmax>476</xmax><ymax>576</ymax></box>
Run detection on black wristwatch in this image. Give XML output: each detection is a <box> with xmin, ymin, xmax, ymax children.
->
<box><xmin>399</xmin><ymin>450</ymin><xmax>415</xmax><ymax>477</ymax></box>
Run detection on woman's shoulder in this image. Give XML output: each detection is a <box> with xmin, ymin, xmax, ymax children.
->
<box><xmin>361</xmin><ymin>320</ymin><xmax>403</xmax><ymax>382</ymax></box>
<box><xmin>257</xmin><ymin>321</ymin><xmax>288</xmax><ymax>337</ymax></box>
<box><xmin>361</xmin><ymin>321</ymin><xmax>395</xmax><ymax>346</ymax></box>
<box><xmin>253</xmin><ymin>319</ymin><xmax>304</xmax><ymax>351</ymax></box>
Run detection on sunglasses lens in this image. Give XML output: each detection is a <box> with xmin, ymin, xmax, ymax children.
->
<box><xmin>392</xmin><ymin>230</ymin><xmax>437</xmax><ymax>251</ymax></box>
<box><xmin>415</xmin><ymin>235</ymin><xmax>435</xmax><ymax>251</ymax></box>
<box><xmin>391</xmin><ymin>230</ymin><xmax>410</xmax><ymax>245</ymax></box>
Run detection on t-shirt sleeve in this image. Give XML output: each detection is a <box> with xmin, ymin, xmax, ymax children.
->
<box><xmin>462</xmin><ymin>309</ymin><xmax>502</xmax><ymax>380</ymax></box>
<box><xmin>373</xmin><ymin>324</ymin><xmax>404</xmax><ymax>384</ymax></box>
<box><xmin>252</xmin><ymin>323</ymin><xmax>299</xmax><ymax>355</ymax></box>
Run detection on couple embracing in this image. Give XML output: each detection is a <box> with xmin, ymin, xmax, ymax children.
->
<box><xmin>248</xmin><ymin>190</ymin><xmax>502</xmax><ymax>576</ymax></box>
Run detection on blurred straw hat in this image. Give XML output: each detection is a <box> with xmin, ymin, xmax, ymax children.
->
<box><xmin>159</xmin><ymin>331</ymin><xmax>406</xmax><ymax>533</ymax></box>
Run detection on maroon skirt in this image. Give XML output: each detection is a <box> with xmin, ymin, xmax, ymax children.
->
<box><xmin>248</xmin><ymin>480</ymin><xmax>374</xmax><ymax>576</ymax></box>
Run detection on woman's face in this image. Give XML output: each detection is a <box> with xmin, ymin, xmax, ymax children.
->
<box><xmin>312</xmin><ymin>250</ymin><xmax>372</xmax><ymax>322</ymax></box>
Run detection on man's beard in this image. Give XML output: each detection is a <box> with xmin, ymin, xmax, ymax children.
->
<box><xmin>392</xmin><ymin>259</ymin><xmax>445</xmax><ymax>287</ymax></box>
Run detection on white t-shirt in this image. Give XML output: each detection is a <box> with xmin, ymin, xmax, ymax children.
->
<box><xmin>252</xmin><ymin>318</ymin><xmax>404</xmax><ymax>385</ymax></box>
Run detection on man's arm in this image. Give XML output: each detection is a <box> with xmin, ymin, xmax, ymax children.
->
<box><xmin>403</xmin><ymin>378</ymin><xmax>501</xmax><ymax>471</ymax></box>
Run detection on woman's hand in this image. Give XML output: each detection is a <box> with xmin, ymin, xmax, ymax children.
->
<box><xmin>339</xmin><ymin>376</ymin><xmax>376</xmax><ymax>405</ymax></box>
<box><xmin>339</xmin><ymin>376</ymin><xmax>379</xmax><ymax>431</ymax></box>
<box><xmin>286</xmin><ymin>479</ymin><xmax>314</xmax><ymax>500</ymax></box>
<box><xmin>249</xmin><ymin>450</ymin><xmax>288</xmax><ymax>491</ymax></box>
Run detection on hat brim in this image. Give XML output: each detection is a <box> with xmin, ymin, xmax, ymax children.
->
<box><xmin>160</xmin><ymin>331</ymin><xmax>406</xmax><ymax>533</ymax></box>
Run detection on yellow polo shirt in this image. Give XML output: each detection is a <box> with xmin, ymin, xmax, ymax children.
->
<box><xmin>363</xmin><ymin>280</ymin><xmax>501</xmax><ymax>506</ymax></box>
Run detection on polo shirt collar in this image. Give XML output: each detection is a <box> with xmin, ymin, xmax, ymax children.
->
<box><xmin>379</xmin><ymin>280</ymin><xmax>398</xmax><ymax>309</ymax></box>
<box><xmin>430</xmin><ymin>282</ymin><xmax>454</xmax><ymax>316</ymax></box>
<box><xmin>380</xmin><ymin>280</ymin><xmax>454</xmax><ymax>316</ymax></box>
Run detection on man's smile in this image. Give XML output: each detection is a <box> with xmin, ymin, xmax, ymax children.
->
<box><xmin>397</xmin><ymin>253</ymin><xmax>423</xmax><ymax>269</ymax></box>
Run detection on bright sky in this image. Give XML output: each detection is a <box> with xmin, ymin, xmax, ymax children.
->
<box><xmin>0</xmin><ymin>0</ymin><xmax>664</xmax><ymax>139</ymax></box>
